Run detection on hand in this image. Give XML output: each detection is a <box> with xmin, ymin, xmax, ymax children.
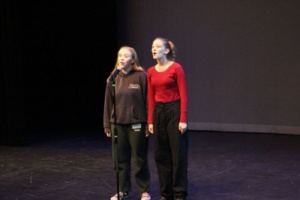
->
<box><xmin>179</xmin><ymin>122</ymin><xmax>187</xmax><ymax>134</ymax></box>
<box><xmin>117</xmin><ymin>64</ymin><xmax>125</xmax><ymax>70</ymax></box>
<box><xmin>148</xmin><ymin>124</ymin><xmax>154</xmax><ymax>134</ymax></box>
<box><xmin>106</xmin><ymin>132</ymin><xmax>112</xmax><ymax>137</ymax></box>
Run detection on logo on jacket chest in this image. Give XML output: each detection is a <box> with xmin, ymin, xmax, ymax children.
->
<box><xmin>128</xmin><ymin>84</ymin><xmax>140</xmax><ymax>89</ymax></box>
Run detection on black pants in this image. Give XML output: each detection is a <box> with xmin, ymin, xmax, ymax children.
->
<box><xmin>111</xmin><ymin>123</ymin><xmax>150</xmax><ymax>194</ymax></box>
<box><xmin>153</xmin><ymin>101</ymin><xmax>188</xmax><ymax>199</ymax></box>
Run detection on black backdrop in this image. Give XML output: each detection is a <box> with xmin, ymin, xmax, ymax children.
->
<box><xmin>1</xmin><ymin>1</ymin><xmax>118</xmax><ymax>145</ymax></box>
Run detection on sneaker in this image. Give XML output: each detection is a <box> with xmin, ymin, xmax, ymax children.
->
<box><xmin>110</xmin><ymin>192</ymin><xmax>129</xmax><ymax>200</ymax></box>
<box><xmin>141</xmin><ymin>192</ymin><xmax>151</xmax><ymax>200</ymax></box>
<box><xmin>175</xmin><ymin>197</ymin><xmax>186</xmax><ymax>200</ymax></box>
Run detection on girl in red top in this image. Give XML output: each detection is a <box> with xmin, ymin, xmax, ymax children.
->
<box><xmin>147</xmin><ymin>37</ymin><xmax>188</xmax><ymax>200</ymax></box>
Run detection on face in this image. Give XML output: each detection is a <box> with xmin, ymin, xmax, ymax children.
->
<box><xmin>151</xmin><ymin>39</ymin><xmax>169</xmax><ymax>60</ymax></box>
<box><xmin>117</xmin><ymin>48</ymin><xmax>133</xmax><ymax>69</ymax></box>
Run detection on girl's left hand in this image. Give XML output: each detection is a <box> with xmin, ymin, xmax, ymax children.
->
<box><xmin>179</xmin><ymin>122</ymin><xmax>187</xmax><ymax>134</ymax></box>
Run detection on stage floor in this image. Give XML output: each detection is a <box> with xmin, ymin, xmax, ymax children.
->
<box><xmin>1</xmin><ymin>130</ymin><xmax>300</xmax><ymax>200</ymax></box>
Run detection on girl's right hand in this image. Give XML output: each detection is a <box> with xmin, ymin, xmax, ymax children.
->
<box><xmin>106</xmin><ymin>132</ymin><xmax>112</xmax><ymax>137</ymax></box>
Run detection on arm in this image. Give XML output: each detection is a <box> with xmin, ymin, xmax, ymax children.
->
<box><xmin>103</xmin><ymin>82</ymin><xmax>113</xmax><ymax>137</ymax></box>
<box><xmin>147</xmin><ymin>69</ymin><xmax>155</xmax><ymax>134</ymax></box>
<box><xmin>176</xmin><ymin>64</ymin><xmax>188</xmax><ymax>133</ymax></box>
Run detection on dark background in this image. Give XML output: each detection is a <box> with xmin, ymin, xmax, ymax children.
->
<box><xmin>1</xmin><ymin>1</ymin><xmax>118</xmax><ymax>145</ymax></box>
<box><xmin>1</xmin><ymin>1</ymin><xmax>300</xmax><ymax>146</ymax></box>
<box><xmin>115</xmin><ymin>1</ymin><xmax>300</xmax><ymax>135</ymax></box>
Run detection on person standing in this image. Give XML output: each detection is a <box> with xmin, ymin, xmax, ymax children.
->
<box><xmin>147</xmin><ymin>37</ymin><xmax>188</xmax><ymax>200</ymax></box>
<box><xmin>103</xmin><ymin>46</ymin><xmax>151</xmax><ymax>200</ymax></box>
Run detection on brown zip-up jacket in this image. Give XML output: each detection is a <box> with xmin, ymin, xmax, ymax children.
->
<box><xmin>103</xmin><ymin>69</ymin><xmax>147</xmax><ymax>133</ymax></box>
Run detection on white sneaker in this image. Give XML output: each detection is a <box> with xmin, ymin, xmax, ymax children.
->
<box><xmin>110</xmin><ymin>192</ymin><xmax>129</xmax><ymax>200</ymax></box>
<box><xmin>141</xmin><ymin>192</ymin><xmax>151</xmax><ymax>200</ymax></box>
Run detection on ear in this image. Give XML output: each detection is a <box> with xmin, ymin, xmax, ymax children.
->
<box><xmin>164</xmin><ymin>48</ymin><xmax>170</xmax><ymax>54</ymax></box>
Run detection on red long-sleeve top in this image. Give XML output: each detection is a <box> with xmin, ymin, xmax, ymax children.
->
<box><xmin>147</xmin><ymin>62</ymin><xmax>188</xmax><ymax>124</ymax></box>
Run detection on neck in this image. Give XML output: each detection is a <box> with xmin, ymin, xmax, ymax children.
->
<box><xmin>157</xmin><ymin>57</ymin><xmax>169</xmax><ymax>66</ymax></box>
<box><xmin>122</xmin><ymin>66</ymin><xmax>132</xmax><ymax>74</ymax></box>
<box><xmin>157</xmin><ymin>59</ymin><xmax>173</xmax><ymax>68</ymax></box>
